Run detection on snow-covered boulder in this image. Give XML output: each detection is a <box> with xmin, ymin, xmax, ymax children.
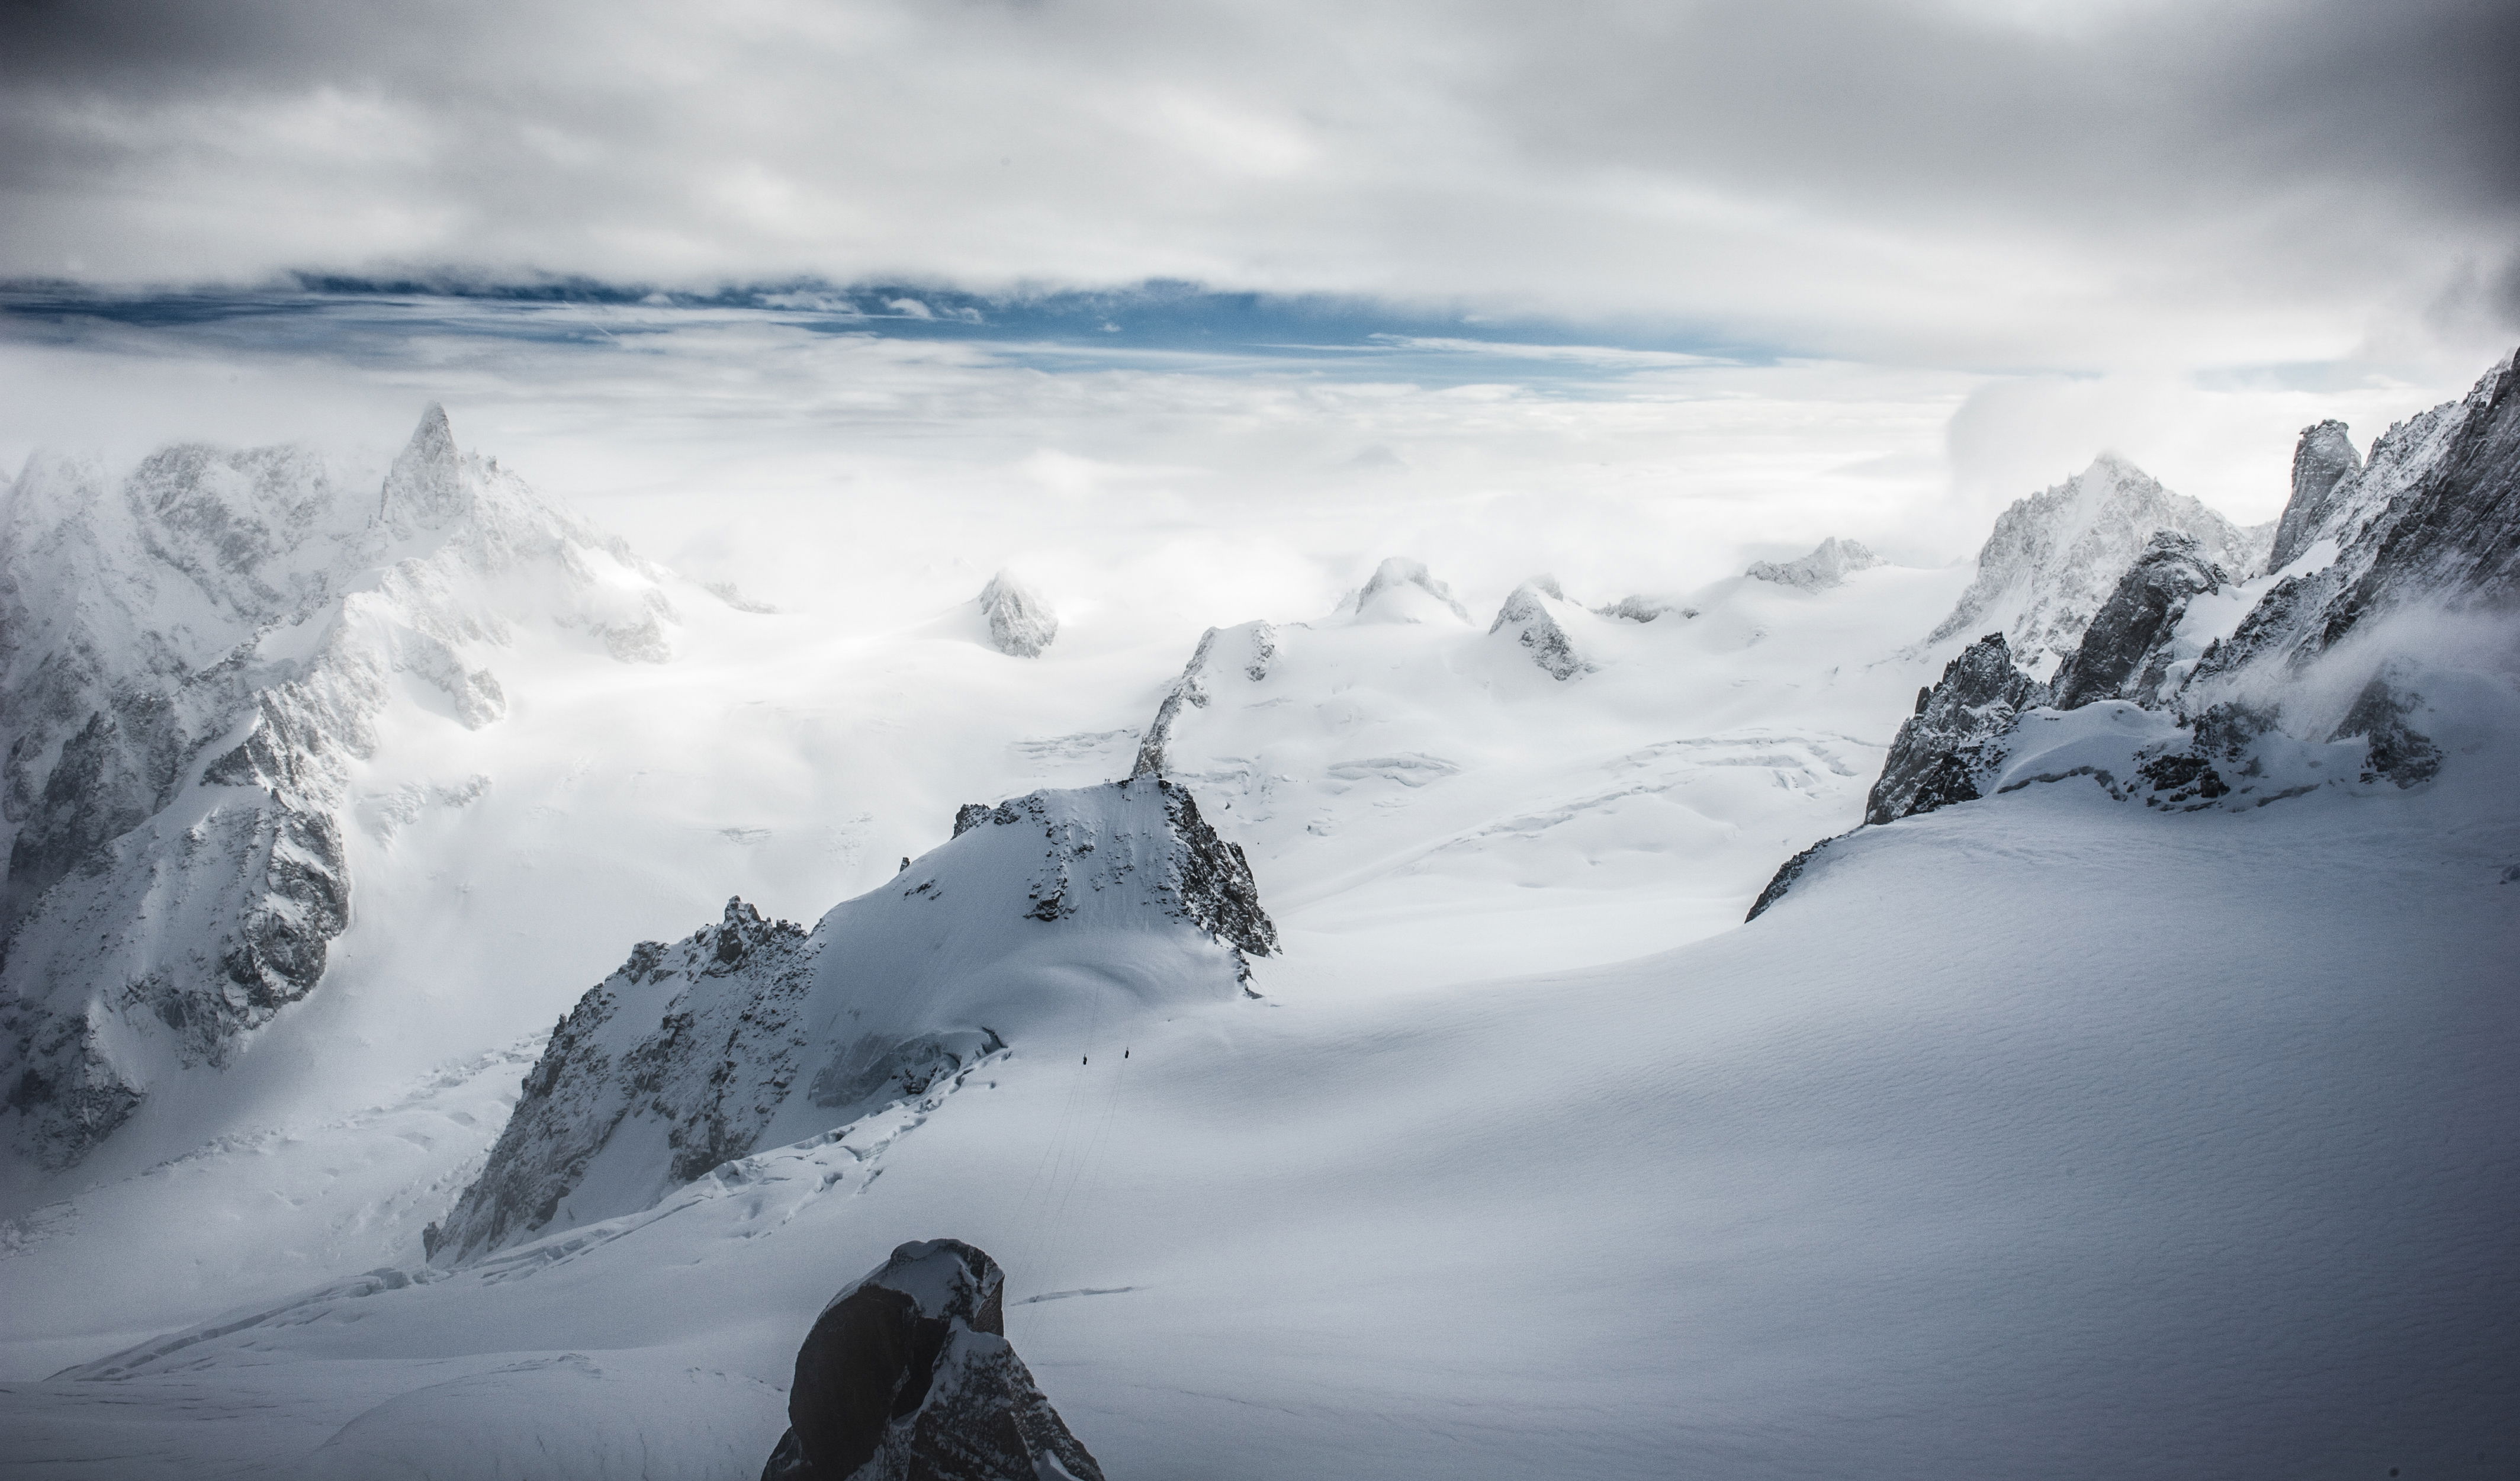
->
<box><xmin>976</xmin><ymin>570</ymin><xmax>1057</xmax><ymax>657</ymax></box>
<box><xmin>1924</xmin><ymin>454</ymin><xmax>2263</xmax><ymax>674</ymax></box>
<box><xmin>0</xmin><ymin>406</ymin><xmax>684</xmax><ymax>1170</ymax></box>
<box><xmin>759</xmin><ymin>1239</ymin><xmax>1104</xmax><ymax>1481</ymax></box>
<box><xmin>425</xmin><ymin>778</ymin><xmax>1273</xmax><ymax>1262</ymax></box>
<box><xmin>1333</xmin><ymin>557</ymin><xmax>1471</xmax><ymax>625</ymax></box>
<box><xmin>1745</xmin><ymin>536</ymin><xmax>1883</xmax><ymax>592</ymax></box>
<box><xmin>1488</xmin><ymin>577</ymin><xmax>1593</xmax><ymax>680</ymax></box>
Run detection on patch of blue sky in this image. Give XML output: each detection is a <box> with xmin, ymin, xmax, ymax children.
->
<box><xmin>0</xmin><ymin>277</ymin><xmax>1778</xmax><ymax>391</ymax></box>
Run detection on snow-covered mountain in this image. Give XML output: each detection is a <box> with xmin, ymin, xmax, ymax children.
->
<box><xmin>427</xmin><ymin>778</ymin><xmax>1269</xmax><ymax>1261</ymax></box>
<box><xmin>1923</xmin><ymin>452</ymin><xmax>2268</xmax><ymax>673</ymax></box>
<box><xmin>3</xmin><ymin>354</ymin><xmax>2515</xmax><ymax>1481</ymax></box>
<box><xmin>1770</xmin><ymin>346</ymin><xmax>2520</xmax><ymax>914</ymax></box>
<box><xmin>0</xmin><ymin>408</ymin><xmax>683</xmax><ymax>1171</ymax></box>
<box><xmin>1746</xmin><ymin>536</ymin><xmax>1882</xmax><ymax>592</ymax></box>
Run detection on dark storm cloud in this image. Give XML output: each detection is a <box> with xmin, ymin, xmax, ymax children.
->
<box><xmin>1</xmin><ymin>0</ymin><xmax>2513</xmax><ymax>364</ymax></box>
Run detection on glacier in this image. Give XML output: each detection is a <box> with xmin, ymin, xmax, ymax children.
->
<box><xmin>0</xmin><ymin>352</ymin><xmax>2515</xmax><ymax>1479</ymax></box>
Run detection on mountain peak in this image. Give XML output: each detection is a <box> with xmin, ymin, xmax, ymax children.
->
<box><xmin>381</xmin><ymin>401</ymin><xmax>468</xmax><ymax>534</ymax></box>
<box><xmin>1926</xmin><ymin>456</ymin><xmax>2263</xmax><ymax>674</ymax></box>
<box><xmin>1340</xmin><ymin>557</ymin><xmax>1471</xmax><ymax>625</ymax></box>
<box><xmin>977</xmin><ymin>570</ymin><xmax>1058</xmax><ymax>657</ymax></box>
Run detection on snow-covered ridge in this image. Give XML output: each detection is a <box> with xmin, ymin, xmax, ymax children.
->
<box><xmin>0</xmin><ymin>407</ymin><xmax>685</xmax><ymax>1171</ymax></box>
<box><xmin>426</xmin><ymin>777</ymin><xmax>1272</xmax><ymax>1263</ymax></box>
<box><xmin>1924</xmin><ymin>453</ymin><xmax>2267</xmax><ymax>674</ymax></box>
<box><xmin>1767</xmin><ymin>345</ymin><xmax>2520</xmax><ymax>917</ymax></box>
<box><xmin>1746</xmin><ymin>536</ymin><xmax>1882</xmax><ymax>592</ymax></box>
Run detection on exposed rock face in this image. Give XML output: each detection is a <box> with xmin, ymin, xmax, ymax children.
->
<box><xmin>760</xmin><ymin>1240</ymin><xmax>1103</xmax><ymax>1481</ymax></box>
<box><xmin>1489</xmin><ymin>579</ymin><xmax>1593</xmax><ymax>680</ymax></box>
<box><xmin>1925</xmin><ymin>454</ymin><xmax>2263</xmax><ymax>674</ymax></box>
<box><xmin>1760</xmin><ymin>348</ymin><xmax>2519</xmax><ymax>921</ymax></box>
<box><xmin>1336</xmin><ymin>557</ymin><xmax>1471</xmax><ymax>625</ymax></box>
<box><xmin>2188</xmin><ymin>348</ymin><xmax>2520</xmax><ymax>703</ymax></box>
<box><xmin>2267</xmin><ymin>420</ymin><xmax>2364</xmax><ymax>573</ymax></box>
<box><xmin>976</xmin><ymin>571</ymin><xmax>1058</xmax><ymax>658</ymax></box>
<box><xmin>1865</xmin><ymin>634</ymin><xmax>2047</xmax><ymax>825</ymax></box>
<box><xmin>2332</xmin><ymin>670</ymin><xmax>2443</xmax><ymax>788</ymax></box>
<box><xmin>2046</xmin><ymin>532</ymin><xmax>2228</xmax><ymax>710</ymax></box>
<box><xmin>1746</xmin><ymin>536</ymin><xmax>1883</xmax><ymax>592</ymax></box>
<box><xmin>429</xmin><ymin>779</ymin><xmax>1272</xmax><ymax>1262</ymax></box>
<box><xmin>1</xmin><ymin>406</ymin><xmax>682</xmax><ymax>1171</ymax></box>
<box><xmin>1130</xmin><ymin>621</ymin><xmax>1277</xmax><ymax>779</ymax></box>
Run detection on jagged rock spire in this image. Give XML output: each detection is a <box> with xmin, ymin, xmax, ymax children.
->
<box><xmin>381</xmin><ymin>402</ymin><xmax>467</xmax><ymax>533</ymax></box>
<box><xmin>2267</xmin><ymin>420</ymin><xmax>2364</xmax><ymax>574</ymax></box>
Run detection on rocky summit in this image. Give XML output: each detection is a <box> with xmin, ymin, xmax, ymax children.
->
<box><xmin>760</xmin><ymin>1240</ymin><xmax>1103</xmax><ymax>1481</ymax></box>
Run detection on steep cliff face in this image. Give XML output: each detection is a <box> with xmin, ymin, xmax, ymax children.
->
<box><xmin>2267</xmin><ymin>420</ymin><xmax>2362</xmax><ymax>574</ymax></box>
<box><xmin>2045</xmin><ymin>532</ymin><xmax>2230</xmax><ymax>711</ymax></box>
<box><xmin>426</xmin><ymin>778</ymin><xmax>1273</xmax><ymax>1263</ymax></box>
<box><xmin>0</xmin><ymin>407</ymin><xmax>683</xmax><ymax>1171</ymax></box>
<box><xmin>1754</xmin><ymin>347</ymin><xmax>2520</xmax><ymax>922</ymax></box>
<box><xmin>1924</xmin><ymin>454</ymin><xmax>2263</xmax><ymax>674</ymax></box>
<box><xmin>1864</xmin><ymin>634</ymin><xmax>2047</xmax><ymax>826</ymax></box>
<box><xmin>2188</xmin><ymin>348</ymin><xmax>2520</xmax><ymax>712</ymax></box>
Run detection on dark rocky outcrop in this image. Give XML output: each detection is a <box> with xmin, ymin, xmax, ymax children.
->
<box><xmin>1745</xmin><ymin>835</ymin><xmax>1841</xmax><ymax>921</ymax></box>
<box><xmin>2332</xmin><ymin>672</ymin><xmax>2442</xmax><ymax>788</ymax></box>
<box><xmin>1864</xmin><ymin>634</ymin><xmax>2047</xmax><ymax>825</ymax></box>
<box><xmin>760</xmin><ymin>1240</ymin><xmax>1103</xmax><ymax>1481</ymax></box>
<box><xmin>2267</xmin><ymin>419</ymin><xmax>2363</xmax><ymax>573</ymax></box>
<box><xmin>2046</xmin><ymin>531</ymin><xmax>2227</xmax><ymax>710</ymax></box>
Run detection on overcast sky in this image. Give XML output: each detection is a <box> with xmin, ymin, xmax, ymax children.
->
<box><xmin>2</xmin><ymin>0</ymin><xmax>2516</xmax><ymax>599</ymax></box>
<box><xmin>6</xmin><ymin>0</ymin><xmax>2516</xmax><ymax>367</ymax></box>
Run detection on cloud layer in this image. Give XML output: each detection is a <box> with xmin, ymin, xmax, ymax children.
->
<box><xmin>5</xmin><ymin>0</ymin><xmax>2516</xmax><ymax>368</ymax></box>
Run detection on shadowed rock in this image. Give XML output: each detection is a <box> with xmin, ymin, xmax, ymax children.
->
<box><xmin>2046</xmin><ymin>531</ymin><xmax>2226</xmax><ymax>710</ymax></box>
<box><xmin>1866</xmin><ymin>633</ymin><xmax>2047</xmax><ymax>825</ymax></box>
<box><xmin>761</xmin><ymin>1239</ymin><xmax>1104</xmax><ymax>1481</ymax></box>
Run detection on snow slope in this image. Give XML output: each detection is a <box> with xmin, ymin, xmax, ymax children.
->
<box><xmin>7</xmin><ymin>710</ymin><xmax>2513</xmax><ymax>1480</ymax></box>
<box><xmin>5</xmin><ymin>355</ymin><xmax>2516</xmax><ymax>1479</ymax></box>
